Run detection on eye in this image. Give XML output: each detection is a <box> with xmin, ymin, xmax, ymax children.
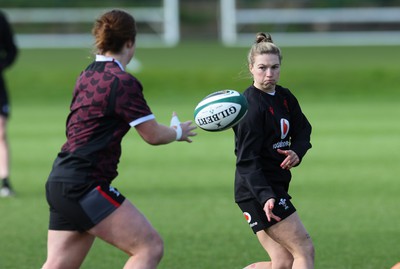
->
<box><xmin>272</xmin><ymin>64</ymin><xmax>280</xmax><ymax>70</ymax></box>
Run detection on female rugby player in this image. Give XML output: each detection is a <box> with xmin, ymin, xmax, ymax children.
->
<box><xmin>42</xmin><ymin>10</ymin><xmax>196</xmax><ymax>269</ymax></box>
<box><xmin>233</xmin><ymin>32</ymin><xmax>314</xmax><ymax>269</ymax></box>
<box><xmin>0</xmin><ymin>11</ymin><xmax>18</xmax><ymax>197</ymax></box>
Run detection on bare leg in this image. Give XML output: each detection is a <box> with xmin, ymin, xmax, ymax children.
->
<box><xmin>266</xmin><ymin>212</ymin><xmax>314</xmax><ymax>269</ymax></box>
<box><xmin>42</xmin><ymin>199</ymin><xmax>163</xmax><ymax>269</ymax></box>
<box><xmin>242</xmin><ymin>226</ymin><xmax>295</xmax><ymax>269</ymax></box>
<box><xmin>254</xmin><ymin>229</ymin><xmax>294</xmax><ymax>269</ymax></box>
<box><xmin>42</xmin><ymin>230</ymin><xmax>95</xmax><ymax>269</ymax></box>
<box><xmin>0</xmin><ymin>116</ymin><xmax>9</xmax><ymax>179</ymax></box>
<box><xmin>391</xmin><ymin>263</ymin><xmax>400</xmax><ymax>269</ymax></box>
<box><xmin>89</xmin><ymin>199</ymin><xmax>164</xmax><ymax>269</ymax></box>
<box><xmin>0</xmin><ymin>116</ymin><xmax>13</xmax><ymax>197</ymax></box>
<box><xmin>243</xmin><ymin>261</ymin><xmax>272</xmax><ymax>269</ymax></box>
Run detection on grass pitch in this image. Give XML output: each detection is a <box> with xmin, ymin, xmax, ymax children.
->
<box><xmin>0</xmin><ymin>44</ymin><xmax>399</xmax><ymax>269</ymax></box>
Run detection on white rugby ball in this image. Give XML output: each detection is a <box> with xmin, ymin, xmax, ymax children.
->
<box><xmin>194</xmin><ymin>90</ymin><xmax>248</xmax><ymax>132</ymax></box>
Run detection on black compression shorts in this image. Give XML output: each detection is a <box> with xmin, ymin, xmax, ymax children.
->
<box><xmin>45</xmin><ymin>181</ymin><xmax>126</xmax><ymax>232</ymax></box>
<box><xmin>237</xmin><ymin>197</ymin><xmax>296</xmax><ymax>233</ymax></box>
<box><xmin>0</xmin><ymin>77</ymin><xmax>9</xmax><ymax>118</ymax></box>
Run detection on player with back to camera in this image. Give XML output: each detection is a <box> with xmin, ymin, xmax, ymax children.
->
<box><xmin>0</xmin><ymin>11</ymin><xmax>18</xmax><ymax>197</ymax></box>
<box><xmin>233</xmin><ymin>32</ymin><xmax>314</xmax><ymax>269</ymax></box>
<box><xmin>42</xmin><ymin>10</ymin><xmax>197</xmax><ymax>269</ymax></box>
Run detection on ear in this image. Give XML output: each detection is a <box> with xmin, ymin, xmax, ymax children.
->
<box><xmin>126</xmin><ymin>40</ymin><xmax>134</xmax><ymax>48</ymax></box>
<box><xmin>248</xmin><ymin>63</ymin><xmax>253</xmax><ymax>72</ymax></box>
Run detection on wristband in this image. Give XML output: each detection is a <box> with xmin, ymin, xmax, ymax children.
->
<box><xmin>170</xmin><ymin>115</ymin><xmax>182</xmax><ymax>140</ymax></box>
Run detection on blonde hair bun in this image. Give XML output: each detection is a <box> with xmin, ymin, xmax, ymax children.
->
<box><xmin>255</xmin><ymin>32</ymin><xmax>273</xmax><ymax>44</ymax></box>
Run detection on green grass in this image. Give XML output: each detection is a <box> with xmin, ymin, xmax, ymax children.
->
<box><xmin>1</xmin><ymin>44</ymin><xmax>399</xmax><ymax>269</ymax></box>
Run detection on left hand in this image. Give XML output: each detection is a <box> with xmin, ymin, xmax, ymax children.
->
<box><xmin>277</xmin><ymin>149</ymin><xmax>299</xmax><ymax>170</ymax></box>
<box><xmin>263</xmin><ymin>198</ymin><xmax>281</xmax><ymax>223</ymax></box>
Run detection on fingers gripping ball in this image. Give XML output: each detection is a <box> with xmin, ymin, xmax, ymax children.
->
<box><xmin>194</xmin><ymin>90</ymin><xmax>248</xmax><ymax>132</ymax></box>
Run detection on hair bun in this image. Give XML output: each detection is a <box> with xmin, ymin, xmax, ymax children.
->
<box><xmin>255</xmin><ymin>32</ymin><xmax>273</xmax><ymax>44</ymax></box>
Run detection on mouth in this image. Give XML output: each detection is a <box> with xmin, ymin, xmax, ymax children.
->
<box><xmin>264</xmin><ymin>80</ymin><xmax>275</xmax><ymax>84</ymax></box>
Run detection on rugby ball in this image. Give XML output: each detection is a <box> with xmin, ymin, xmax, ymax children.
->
<box><xmin>194</xmin><ymin>90</ymin><xmax>248</xmax><ymax>132</ymax></box>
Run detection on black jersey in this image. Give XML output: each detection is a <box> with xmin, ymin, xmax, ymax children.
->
<box><xmin>48</xmin><ymin>59</ymin><xmax>154</xmax><ymax>183</ymax></box>
<box><xmin>233</xmin><ymin>85</ymin><xmax>312</xmax><ymax>205</ymax></box>
<box><xmin>0</xmin><ymin>11</ymin><xmax>18</xmax><ymax>117</ymax></box>
<box><xmin>0</xmin><ymin>11</ymin><xmax>17</xmax><ymax>72</ymax></box>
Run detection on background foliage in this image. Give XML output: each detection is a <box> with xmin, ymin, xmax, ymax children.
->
<box><xmin>3</xmin><ymin>1</ymin><xmax>400</xmax><ymax>40</ymax></box>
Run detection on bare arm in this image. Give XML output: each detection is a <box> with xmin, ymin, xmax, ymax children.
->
<box><xmin>135</xmin><ymin>112</ymin><xmax>197</xmax><ymax>145</ymax></box>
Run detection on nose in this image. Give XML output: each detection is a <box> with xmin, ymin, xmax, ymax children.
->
<box><xmin>266</xmin><ymin>68</ymin><xmax>273</xmax><ymax>76</ymax></box>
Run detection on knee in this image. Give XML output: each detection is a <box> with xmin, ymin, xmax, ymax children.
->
<box><xmin>41</xmin><ymin>259</ymin><xmax>68</xmax><ymax>269</ymax></box>
<box><xmin>307</xmin><ymin>243</ymin><xmax>315</xmax><ymax>261</ymax></box>
<box><xmin>270</xmin><ymin>252</ymin><xmax>294</xmax><ymax>269</ymax></box>
<box><xmin>272</xmin><ymin>258</ymin><xmax>294</xmax><ymax>269</ymax></box>
<box><xmin>148</xmin><ymin>232</ymin><xmax>164</xmax><ymax>261</ymax></box>
<box><xmin>295</xmin><ymin>241</ymin><xmax>315</xmax><ymax>263</ymax></box>
<box><xmin>0</xmin><ymin>129</ymin><xmax>6</xmax><ymax>141</ymax></box>
<box><xmin>137</xmin><ymin>230</ymin><xmax>164</xmax><ymax>262</ymax></box>
<box><xmin>303</xmin><ymin>239</ymin><xmax>315</xmax><ymax>261</ymax></box>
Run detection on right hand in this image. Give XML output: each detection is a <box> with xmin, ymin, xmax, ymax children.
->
<box><xmin>179</xmin><ymin>120</ymin><xmax>197</xmax><ymax>143</ymax></box>
<box><xmin>171</xmin><ymin>112</ymin><xmax>197</xmax><ymax>143</ymax></box>
<box><xmin>263</xmin><ymin>198</ymin><xmax>282</xmax><ymax>222</ymax></box>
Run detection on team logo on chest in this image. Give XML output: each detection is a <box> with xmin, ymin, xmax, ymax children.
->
<box><xmin>280</xmin><ymin>118</ymin><xmax>290</xmax><ymax>139</ymax></box>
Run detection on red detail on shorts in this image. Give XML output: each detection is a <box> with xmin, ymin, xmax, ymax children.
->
<box><xmin>96</xmin><ymin>186</ymin><xmax>121</xmax><ymax>207</ymax></box>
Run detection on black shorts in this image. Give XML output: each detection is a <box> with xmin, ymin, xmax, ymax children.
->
<box><xmin>237</xmin><ymin>197</ymin><xmax>296</xmax><ymax>233</ymax></box>
<box><xmin>45</xmin><ymin>181</ymin><xmax>126</xmax><ymax>232</ymax></box>
<box><xmin>0</xmin><ymin>79</ymin><xmax>10</xmax><ymax>118</ymax></box>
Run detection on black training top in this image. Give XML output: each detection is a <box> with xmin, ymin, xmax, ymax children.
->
<box><xmin>0</xmin><ymin>11</ymin><xmax>18</xmax><ymax>73</ymax></box>
<box><xmin>0</xmin><ymin>11</ymin><xmax>18</xmax><ymax>116</ymax></box>
<box><xmin>233</xmin><ymin>85</ymin><xmax>312</xmax><ymax>205</ymax></box>
<box><xmin>48</xmin><ymin>58</ymin><xmax>154</xmax><ymax>183</ymax></box>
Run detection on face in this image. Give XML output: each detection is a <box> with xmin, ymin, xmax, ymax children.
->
<box><xmin>249</xmin><ymin>53</ymin><xmax>280</xmax><ymax>93</ymax></box>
